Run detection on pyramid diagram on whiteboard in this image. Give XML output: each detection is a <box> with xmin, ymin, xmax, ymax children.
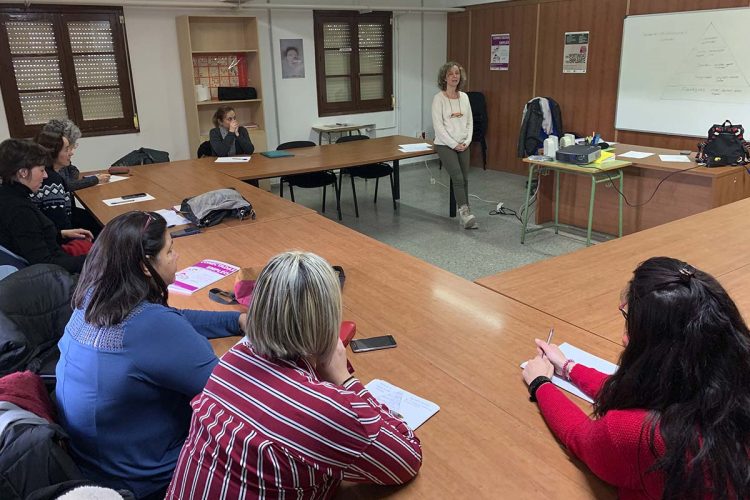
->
<box><xmin>661</xmin><ymin>22</ymin><xmax>750</xmax><ymax>104</ymax></box>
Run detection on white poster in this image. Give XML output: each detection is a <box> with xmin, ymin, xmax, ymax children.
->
<box><xmin>280</xmin><ymin>39</ymin><xmax>305</xmax><ymax>79</ymax></box>
<box><xmin>490</xmin><ymin>33</ymin><xmax>510</xmax><ymax>71</ymax></box>
<box><xmin>563</xmin><ymin>31</ymin><xmax>589</xmax><ymax>74</ymax></box>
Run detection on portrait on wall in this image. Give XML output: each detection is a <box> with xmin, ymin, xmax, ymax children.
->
<box><xmin>280</xmin><ymin>39</ymin><xmax>305</xmax><ymax>79</ymax></box>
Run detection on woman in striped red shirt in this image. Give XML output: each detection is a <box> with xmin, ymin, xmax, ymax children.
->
<box><xmin>167</xmin><ymin>251</ymin><xmax>422</xmax><ymax>499</ymax></box>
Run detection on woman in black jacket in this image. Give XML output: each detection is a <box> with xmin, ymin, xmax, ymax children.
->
<box><xmin>0</xmin><ymin>139</ymin><xmax>91</xmax><ymax>273</ymax></box>
<box><xmin>208</xmin><ymin>106</ymin><xmax>255</xmax><ymax>157</ymax></box>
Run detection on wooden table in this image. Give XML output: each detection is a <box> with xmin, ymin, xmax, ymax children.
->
<box><xmin>535</xmin><ymin>143</ymin><xmax>750</xmax><ymax>236</ymax></box>
<box><xmin>311</xmin><ymin>123</ymin><xmax>375</xmax><ymax>144</ymax></box>
<box><xmin>523</xmin><ymin>157</ymin><xmax>631</xmax><ymax>246</ymax></box>
<box><xmin>477</xmin><ymin>196</ymin><xmax>750</xmax><ymax>344</ymax></box>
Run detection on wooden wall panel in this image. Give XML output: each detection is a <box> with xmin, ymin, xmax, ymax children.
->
<box><xmin>466</xmin><ymin>3</ymin><xmax>538</xmax><ymax>175</ymax></box>
<box><xmin>457</xmin><ymin>0</ymin><xmax>750</xmax><ymax>173</ymax></box>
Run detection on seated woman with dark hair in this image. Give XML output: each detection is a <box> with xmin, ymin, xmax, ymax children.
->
<box><xmin>0</xmin><ymin>138</ymin><xmax>90</xmax><ymax>273</ymax></box>
<box><xmin>55</xmin><ymin>211</ymin><xmax>245</xmax><ymax>500</ymax></box>
<box><xmin>208</xmin><ymin>105</ymin><xmax>254</xmax><ymax>157</ymax></box>
<box><xmin>523</xmin><ymin>256</ymin><xmax>750</xmax><ymax>499</ymax></box>
<box><xmin>167</xmin><ymin>251</ymin><xmax>423</xmax><ymax>499</ymax></box>
<box><xmin>41</xmin><ymin>118</ymin><xmax>109</xmax><ymax>191</ymax></box>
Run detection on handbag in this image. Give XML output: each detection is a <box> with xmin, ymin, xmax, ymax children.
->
<box><xmin>696</xmin><ymin>120</ymin><xmax>750</xmax><ymax>167</ymax></box>
<box><xmin>180</xmin><ymin>188</ymin><xmax>256</xmax><ymax>228</ymax></box>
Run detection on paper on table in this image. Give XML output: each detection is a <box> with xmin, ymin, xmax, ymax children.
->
<box><xmin>659</xmin><ymin>154</ymin><xmax>691</xmax><ymax>163</ymax></box>
<box><xmin>214</xmin><ymin>156</ymin><xmax>251</xmax><ymax>163</ymax></box>
<box><xmin>520</xmin><ymin>342</ymin><xmax>618</xmax><ymax>404</ymax></box>
<box><xmin>103</xmin><ymin>194</ymin><xmax>155</xmax><ymax>206</ymax></box>
<box><xmin>617</xmin><ymin>151</ymin><xmax>653</xmax><ymax>159</ymax></box>
<box><xmin>155</xmin><ymin>209</ymin><xmax>191</xmax><ymax>228</ymax></box>
<box><xmin>106</xmin><ymin>175</ymin><xmax>129</xmax><ymax>183</ymax></box>
<box><xmin>365</xmin><ymin>379</ymin><xmax>439</xmax><ymax>429</ymax></box>
<box><xmin>398</xmin><ymin>143</ymin><xmax>433</xmax><ymax>153</ymax></box>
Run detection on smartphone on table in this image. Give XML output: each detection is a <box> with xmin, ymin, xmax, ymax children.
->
<box><xmin>170</xmin><ymin>226</ymin><xmax>201</xmax><ymax>238</ymax></box>
<box><xmin>349</xmin><ymin>335</ymin><xmax>397</xmax><ymax>353</ymax></box>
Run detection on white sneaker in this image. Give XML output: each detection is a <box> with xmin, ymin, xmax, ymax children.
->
<box><xmin>458</xmin><ymin>204</ymin><xmax>478</xmax><ymax>229</ymax></box>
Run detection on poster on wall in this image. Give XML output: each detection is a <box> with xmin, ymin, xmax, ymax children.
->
<box><xmin>562</xmin><ymin>31</ymin><xmax>589</xmax><ymax>73</ymax></box>
<box><xmin>280</xmin><ymin>39</ymin><xmax>305</xmax><ymax>79</ymax></box>
<box><xmin>490</xmin><ymin>33</ymin><xmax>510</xmax><ymax>71</ymax></box>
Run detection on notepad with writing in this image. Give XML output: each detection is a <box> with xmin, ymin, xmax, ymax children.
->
<box><xmin>365</xmin><ymin>379</ymin><xmax>439</xmax><ymax>429</ymax></box>
<box><xmin>260</xmin><ymin>150</ymin><xmax>295</xmax><ymax>158</ymax></box>
<box><xmin>520</xmin><ymin>342</ymin><xmax>619</xmax><ymax>403</ymax></box>
<box><xmin>168</xmin><ymin>259</ymin><xmax>239</xmax><ymax>295</ymax></box>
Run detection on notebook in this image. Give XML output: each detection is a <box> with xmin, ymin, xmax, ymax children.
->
<box><xmin>260</xmin><ymin>150</ymin><xmax>295</xmax><ymax>158</ymax></box>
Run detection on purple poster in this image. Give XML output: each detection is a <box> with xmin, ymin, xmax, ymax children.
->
<box><xmin>490</xmin><ymin>33</ymin><xmax>510</xmax><ymax>71</ymax></box>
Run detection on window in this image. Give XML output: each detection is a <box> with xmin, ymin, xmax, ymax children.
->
<box><xmin>313</xmin><ymin>11</ymin><xmax>392</xmax><ymax>116</ymax></box>
<box><xmin>0</xmin><ymin>5</ymin><xmax>137</xmax><ymax>138</ymax></box>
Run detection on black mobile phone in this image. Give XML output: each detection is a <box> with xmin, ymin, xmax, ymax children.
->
<box><xmin>170</xmin><ymin>226</ymin><xmax>201</xmax><ymax>238</ymax></box>
<box><xmin>121</xmin><ymin>192</ymin><xmax>147</xmax><ymax>199</ymax></box>
<box><xmin>349</xmin><ymin>335</ymin><xmax>397</xmax><ymax>353</ymax></box>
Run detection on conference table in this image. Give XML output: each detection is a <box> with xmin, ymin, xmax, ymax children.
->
<box><xmin>75</xmin><ymin>148</ymin><xmax>623</xmax><ymax>499</ymax></box>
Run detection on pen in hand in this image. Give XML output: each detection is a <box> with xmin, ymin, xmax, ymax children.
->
<box><xmin>543</xmin><ymin>327</ymin><xmax>554</xmax><ymax>359</ymax></box>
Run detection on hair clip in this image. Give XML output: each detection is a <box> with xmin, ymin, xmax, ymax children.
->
<box><xmin>678</xmin><ymin>267</ymin><xmax>694</xmax><ymax>283</ymax></box>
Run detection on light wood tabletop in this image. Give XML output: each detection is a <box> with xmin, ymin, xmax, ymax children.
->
<box><xmin>476</xmin><ymin>196</ymin><xmax>750</xmax><ymax>344</ymax></box>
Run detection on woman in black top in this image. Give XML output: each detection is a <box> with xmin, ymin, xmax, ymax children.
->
<box><xmin>0</xmin><ymin>139</ymin><xmax>91</xmax><ymax>273</ymax></box>
<box><xmin>208</xmin><ymin>106</ymin><xmax>254</xmax><ymax>157</ymax></box>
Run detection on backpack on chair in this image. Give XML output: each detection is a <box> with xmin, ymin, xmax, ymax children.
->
<box><xmin>696</xmin><ymin>120</ymin><xmax>750</xmax><ymax>167</ymax></box>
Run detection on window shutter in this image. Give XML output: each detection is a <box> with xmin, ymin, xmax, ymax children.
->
<box><xmin>358</xmin><ymin>22</ymin><xmax>385</xmax><ymax>100</ymax></box>
<box><xmin>323</xmin><ymin>22</ymin><xmax>352</xmax><ymax>103</ymax></box>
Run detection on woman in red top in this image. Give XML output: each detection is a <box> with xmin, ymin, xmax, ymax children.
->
<box><xmin>523</xmin><ymin>256</ymin><xmax>750</xmax><ymax>499</ymax></box>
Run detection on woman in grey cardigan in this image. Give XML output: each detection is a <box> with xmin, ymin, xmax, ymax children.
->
<box><xmin>209</xmin><ymin>106</ymin><xmax>255</xmax><ymax>157</ymax></box>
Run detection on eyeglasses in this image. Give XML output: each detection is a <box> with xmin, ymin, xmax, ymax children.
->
<box><xmin>619</xmin><ymin>303</ymin><xmax>628</xmax><ymax>321</ymax></box>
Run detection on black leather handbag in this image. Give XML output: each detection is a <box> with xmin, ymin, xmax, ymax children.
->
<box><xmin>218</xmin><ymin>87</ymin><xmax>257</xmax><ymax>100</ymax></box>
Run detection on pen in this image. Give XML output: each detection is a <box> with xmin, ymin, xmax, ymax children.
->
<box><xmin>546</xmin><ymin>327</ymin><xmax>554</xmax><ymax>346</ymax></box>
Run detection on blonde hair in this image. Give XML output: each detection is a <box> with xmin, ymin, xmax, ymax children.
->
<box><xmin>437</xmin><ymin>61</ymin><xmax>467</xmax><ymax>91</ymax></box>
<box><xmin>245</xmin><ymin>251</ymin><xmax>342</xmax><ymax>361</ymax></box>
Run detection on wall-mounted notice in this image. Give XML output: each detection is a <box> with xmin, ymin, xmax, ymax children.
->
<box><xmin>563</xmin><ymin>31</ymin><xmax>589</xmax><ymax>73</ymax></box>
<box><xmin>490</xmin><ymin>33</ymin><xmax>510</xmax><ymax>71</ymax></box>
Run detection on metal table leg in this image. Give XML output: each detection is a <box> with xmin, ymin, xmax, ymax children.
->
<box><xmin>586</xmin><ymin>175</ymin><xmax>597</xmax><ymax>246</ymax></box>
<box><xmin>618</xmin><ymin>171</ymin><xmax>624</xmax><ymax>237</ymax></box>
<box><xmin>449</xmin><ymin>179</ymin><xmax>456</xmax><ymax>217</ymax></box>
<box><xmin>554</xmin><ymin>169</ymin><xmax>560</xmax><ymax>234</ymax></box>
<box><xmin>393</xmin><ymin>159</ymin><xmax>400</xmax><ymax>200</ymax></box>
<box><xmin>521</xmin><ymin>164</ymin><xmax>536</xmax><ymax>244</ymax></box>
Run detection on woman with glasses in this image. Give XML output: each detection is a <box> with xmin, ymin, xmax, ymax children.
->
<box><xmin>55</xmin><ymin>211</ymin><xmax>245</xmax><ymax>500</ymax></box>
<box><xmin>167</xmin><ymin>251</ymin><xmax>422</xmax><ymax>499</ymax></box>
<box><xmin>432</xmin><ymin>61</ymin><xmax>476</xmax><ymax>229</ymax></box>
<box><xmin>522</xmin><ymin>256</ymin><xmax>750</xmax><ymax>498</ymax></box>
<box><xmin>209</xmin><ymin>105</ymin><xmax>255</xmax><ymax>157</ymax></box>
<box><xmin>0</xmin><ymin>138</ymin><xmax>89</xmax><ymax>273</ymax></box>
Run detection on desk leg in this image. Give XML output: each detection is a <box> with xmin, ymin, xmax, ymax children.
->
<box><xmin>554</xmin><ymin>169</ymin><xmax>560</xmax><ymax>234</ymax></box>
<box><xmin>449</xmin><ymin>179</ymin><xmax>456</xmax><ymax>217</ymax></box>
<box><xmin>393</xmin><ymin>159</ymin><xmax>400</xmax><ymax>200</ymax></box>
<box><xmin>587</xmin><ymin>176</ymin><xmax>597</xmax><ymax>246</ymax></box>
<box><xmin>521</xmin><ymin>165</ymin><xmax>536</xmax><ymax>244</ymax></box>
<box><xmin>618</xmin><ymin>171</ymin><xmax>624</xmax><ymax>238</ymax></box>
<box><xmin>318</xmin><ymin>131</ymin><xmax>323</xmax><ymax>145</ymax></box>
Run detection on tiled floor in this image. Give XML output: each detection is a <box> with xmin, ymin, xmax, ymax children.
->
<box><xmin>270</xmin><ymin>159</ymin><xmax>593</xmax><ymax>281</ymax></box>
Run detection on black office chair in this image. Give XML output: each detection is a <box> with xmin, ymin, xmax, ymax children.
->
<box><xmin>467</xmin><ymin>91</ymin><xmax>488</xmax><ymax>170</ymax></box>
<box><xmin>278</xmin><ymin>141</ymin><xmax>341</xmax><ymax>220</ymax></box>
<box><xmin>336</xmin><ymin>135</ymin><xmax>396</xmax><ymax>218</ymax></box>
<box><xmin>197</xmin><ymin>140</ymin><xmax>213</xmax><ymax>158</ymax></box>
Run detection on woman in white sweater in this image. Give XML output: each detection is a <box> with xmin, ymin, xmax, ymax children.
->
<box><xmin>432</xmin><ymin>61</ymin><xmax>476</xmax><ymax>229</ymax></box>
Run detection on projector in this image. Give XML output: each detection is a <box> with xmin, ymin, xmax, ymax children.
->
<box><xmin>555</xmin><ymin>145</ymin><xmax>601</xmax><ymax>165</ymax></box>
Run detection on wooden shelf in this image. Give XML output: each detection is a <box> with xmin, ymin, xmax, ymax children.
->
<box><xmin>192</xmin><ymin>49</ymin><xmax>258</xmax><ymax>54</ymax></box>
<box><xmin>196</xmin><ymin>98</ymin><xmax>262</xmax><ymax>106</ymax></box>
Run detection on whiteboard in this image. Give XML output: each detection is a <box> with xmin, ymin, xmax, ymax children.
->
<box><xmin>615</xmin><ymin>8</ymin><xmax>750</xmax><ymax>137</ymax></box>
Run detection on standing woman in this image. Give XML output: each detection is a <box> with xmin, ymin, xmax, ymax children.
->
<box><xmin>522</xmin><ymin>256</ymin><xmax>750</xmax><ymax>498</ymax></box>
<box><xmin>209</xmin><ymin>106</ymin><xmax>255</xmax><ymax>157</ymax></box>
<box><xmin>168</xmin><ymin>251</ymin><xmax>422</xmax><ymax>498</ymax></box>
<box><xmin>432</xmin><ymin>61</ymin><xmax>476</xmax><ymax>229</ymax></box>
<box><xmin>56</xmin><ymin>211</ymin><xmax>245</xmax><ymax>499</ymax></box>
<box><xmin>0</xmin><ymin>139</ymin><xmax>89</xmax><ymax>273</ymax></box>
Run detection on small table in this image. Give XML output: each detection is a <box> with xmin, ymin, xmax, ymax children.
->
<box><xmin>311</xmin><ymin>123</ymin><xmax>375</xmax><ymax>144</ymax></box>
<box><xmin>521</xmin><ymin>157</ymin><xmax>631</xmax><ymax>246</ymax></box>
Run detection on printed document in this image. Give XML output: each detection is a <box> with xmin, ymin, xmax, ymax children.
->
<box><xmin>366</xmin><ymin>379</ymin><xmax>439</xmax><ymax>429</ymax></box>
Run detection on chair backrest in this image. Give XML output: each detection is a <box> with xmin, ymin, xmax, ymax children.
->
<box><xmin>467</xmin><ymin>91</ymin><xmax>488</xmax><ymax>139</ymax></box>
<box><xmin>277</xmin><ymin>140</ymin><xmax>316</xmax><ymax>150</ymax></box>
<box><xmin>0</xmin><ymin>245</ymin><xmax>28</xmax><ymax>282</ymax></box>
<box><xmin>197</xmin><ymin>140</ymin><xmax>214</xmax><ymax>158</ymax></box>
<box><xmin>336</xmin><ymin>135</ymin><xmax>369</xmax><ymax>144</ymax></box>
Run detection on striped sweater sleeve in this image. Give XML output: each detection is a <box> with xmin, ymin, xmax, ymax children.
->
<box><xmin>340</xmin><ymin>378</ymin><xmax>423</xmax><ymax>484</ymax></box>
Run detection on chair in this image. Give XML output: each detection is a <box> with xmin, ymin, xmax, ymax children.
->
<box><xmin>278</xmin><ymin>141</ymin><xmax>341</xmax><ymax>220</ymax></box>
<box><xmin>197</xmin><ymin>140</ymin><xmax>213</xmax><ymax>158</ymax></box>
<box><xmin>335</xmin><ymin>135</ymin><xmax>396</xmax><ymax>218</ymax></box>
<box><xmin>467</xmin><ymin>91</ymin><xmax>488</xmax><ymax>170</ymax></box>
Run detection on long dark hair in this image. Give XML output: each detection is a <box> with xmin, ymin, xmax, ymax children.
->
<box><xmin>72</xmin><ymin>211</ymin><xmax>169</xmax><ymax>326</ymax></box>
<box><xmin>34</xmin><ymin>130</ymin><xmax>64</xmax><ymax>169</ymax></box>
<box><xmin>594</xmin><ymin>256</ymin><xmax>750</xmax><ymax>499</ymax></box>
<box><xmin>0</xmin><ymin>138</ymin><xmax>49</xmax><ymax>184</ymax></box>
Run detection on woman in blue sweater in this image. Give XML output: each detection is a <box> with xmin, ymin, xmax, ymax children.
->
<box><xmin>55</xmin><ymin>211</ymin><xmax>245</xmax><ymax>500</ymax></box>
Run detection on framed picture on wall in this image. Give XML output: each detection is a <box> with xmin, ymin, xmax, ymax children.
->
<box><xmin>280</xmin><ymin>39</ymin><xmax>305</xmax><ymax>79</ymax></box>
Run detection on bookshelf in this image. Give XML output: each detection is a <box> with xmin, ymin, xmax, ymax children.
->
<box><xmin>177</xmin><ymin>16</ymin><xmax>267</xmax><ymax>159</ymax></box>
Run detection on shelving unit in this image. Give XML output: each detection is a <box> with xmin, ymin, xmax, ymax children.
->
<box><xmin>177</xmin><ymin>16</ymin><xmax>267</xmax><ymax>159</ymax></box>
